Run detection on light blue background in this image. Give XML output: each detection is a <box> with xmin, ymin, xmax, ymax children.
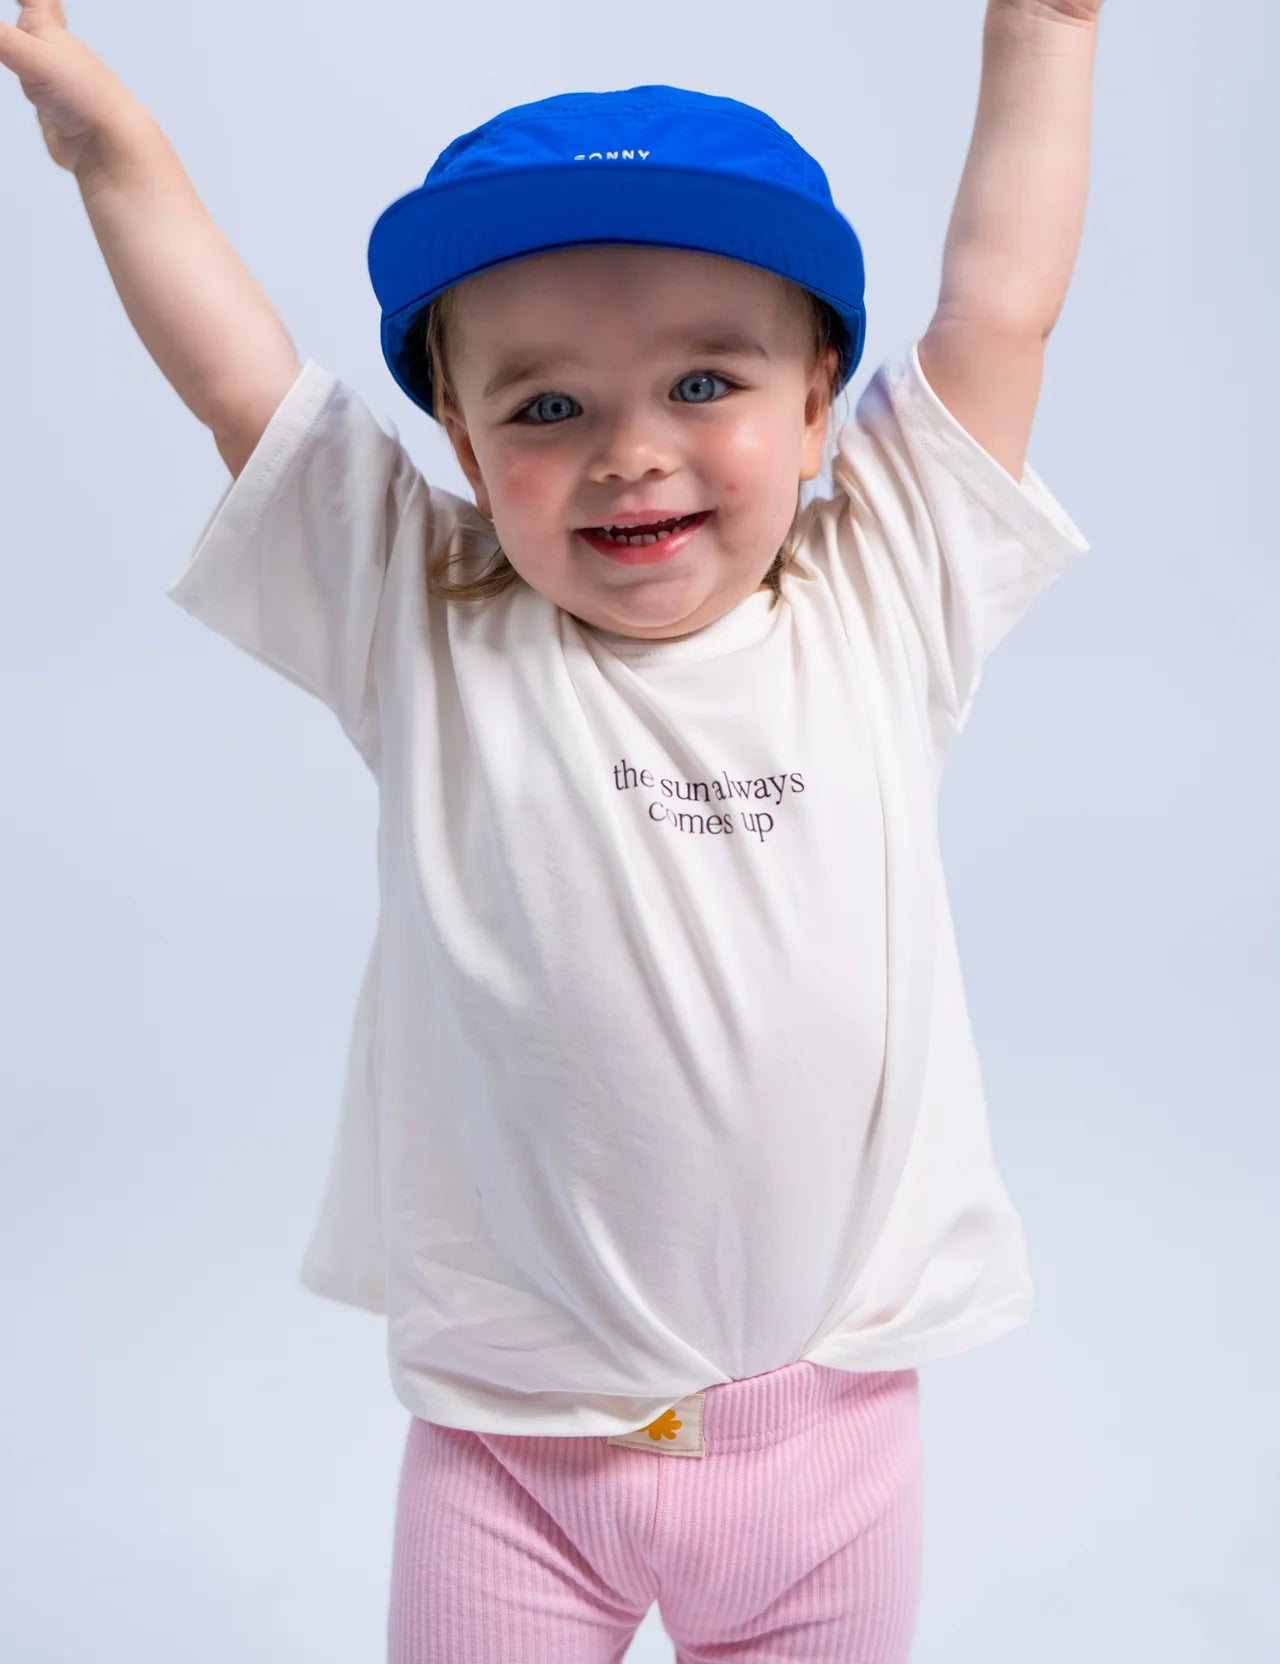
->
<box><xmin>2</xmin><ymin>1</ymin><xmax>1275</xmax><ymax>1658</ymax></box>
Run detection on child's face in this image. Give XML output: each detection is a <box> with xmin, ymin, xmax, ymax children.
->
<box><xmin>439</xmin><ymin>246</ymin><xmax>837</xmax><ymax>643</ymax></box>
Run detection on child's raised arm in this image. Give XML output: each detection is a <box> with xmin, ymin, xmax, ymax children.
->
<box><xmin>0</xmin><ymin>2</ymin><xmax>303</xmax><ymax>475</ymax></box>
<box><xmin>918</xmin><ymin>0</ymin><xmax>1101</xmax><ymax>484</ymax></box>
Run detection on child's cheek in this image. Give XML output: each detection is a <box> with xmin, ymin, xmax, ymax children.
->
<box><xmin>713</xmin><ymin>421</ymin><xmax>778</xmax><ymax>506</ymax></box>
<box><xmin>494</xmin><ymin>451</ymin><xmax>566</xmax><ymax>525</ymax></box>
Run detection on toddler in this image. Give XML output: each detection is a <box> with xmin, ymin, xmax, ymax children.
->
<box><xmin>1</xmin><ymin>2</ymin><xmax>1105</xmax><ymax>1658</ymax></box>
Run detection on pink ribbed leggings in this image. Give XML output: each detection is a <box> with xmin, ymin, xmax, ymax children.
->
<box><xmin>388</xmin><ymin>1360</ymin><xmax>923</xmax><ymax>1662</ymax></box>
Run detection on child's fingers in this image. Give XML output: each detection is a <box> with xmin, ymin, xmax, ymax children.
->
<box><xmin>0</xmin><ymin>2</ymin><xmax>72</xmax><ymax>83</ymax></box>
<box><xmin>16</xmin><ymin>1</ymin><xmax>69</xmax><ymax>23</ymax></box>
<box><xmin>0</xmin><ymin>20</ymin><xmax>56</xmax><ymax>74</ymax></box>
<box><xmin>7</xmin><ymin>0</ymin><xmax>70</xmax><ymax>53</ymax></box>
<box><xmin>0</xmin><ymin>20</ymin><xmax>56</xmax><ymax>79</ymax></box>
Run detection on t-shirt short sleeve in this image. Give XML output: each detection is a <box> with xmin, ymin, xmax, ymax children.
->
<box><xmin>829</xmin><ymin>338</ymin><xmax>1091</xmax><ymax>749</ymax></box>
<box><xmin>166</xmin><ymin>360</ymin><xmax>429</xmax><ymax>773</ymax></box>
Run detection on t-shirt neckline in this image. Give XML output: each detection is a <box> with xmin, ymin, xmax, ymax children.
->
<box><xmin>573</xmin><ymin>585</ymin><xmax>779</xmax><ymax>665</ymax></box>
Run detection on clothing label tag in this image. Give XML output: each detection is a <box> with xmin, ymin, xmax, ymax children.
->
<box><xmin>606</xmin><ymin>1391</ymin><xmax>706</xmax><ymax>1457</ymax></box>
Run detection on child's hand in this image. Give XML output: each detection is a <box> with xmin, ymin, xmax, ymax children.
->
<box><xmin>996</xmin><ymin>0</ymin><xmax>1104</xmax><ymax>19</ymax></box>
<box><xmin>0</xmin><ymin>1</ymin><xmax>142</xmax><ymax>176</ymax></box>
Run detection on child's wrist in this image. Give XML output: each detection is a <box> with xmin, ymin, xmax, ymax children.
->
<box><xmin>73</xmin><ymin>98</ymin><xmax>166</xmax><ymax>193</ymax></box>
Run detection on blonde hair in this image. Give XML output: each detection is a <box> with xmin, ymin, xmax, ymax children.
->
<box><xmin>405</xmin><ymin>277</ymin><xmax>847</xmax><ymax>607</ymax></box>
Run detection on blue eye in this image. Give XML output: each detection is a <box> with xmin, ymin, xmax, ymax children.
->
<box><xmin>513</xmin><ymin>370</ymin><xmax>740</xmax><ymax>425</ymax></box>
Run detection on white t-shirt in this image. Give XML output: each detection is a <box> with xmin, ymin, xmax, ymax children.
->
<box><xmin>167</xmin><ymin>339</ymin><xmax>1090</xmax><ymax>1437</ymax></box>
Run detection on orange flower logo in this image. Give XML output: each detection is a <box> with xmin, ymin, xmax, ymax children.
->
<box><xmin>642</xmin><ymin>1409</ymin><xmax>684</xmax><ymax>1443</ymax></box>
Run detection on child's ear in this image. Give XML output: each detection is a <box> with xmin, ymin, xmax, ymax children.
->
<box><xmin>799</xmin><ymin>347</ymin><xmax>839</xmax><ymax>481</ymax></box>
<box><xmin>439</xmin><ymin>404</ymin><xmax>492</xmax><ymax>516</ymax></box>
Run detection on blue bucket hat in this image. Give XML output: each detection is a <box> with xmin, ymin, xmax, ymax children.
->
<box><xmin>367</xmin><ymin>84</ymin><xmax>867</xmax><ymax>421</ymax></box>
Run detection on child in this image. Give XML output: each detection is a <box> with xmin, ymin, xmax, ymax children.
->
<box><xmin>1</xmin><ymin>2</ymin><xmax>1104</xmax><ymax>1658</ymax></box>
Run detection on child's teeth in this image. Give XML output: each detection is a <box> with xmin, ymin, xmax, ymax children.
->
<box><xmin>597</xmin><ymin>516</ymin><xmax>690</xmax><ymax>546</ymax></box>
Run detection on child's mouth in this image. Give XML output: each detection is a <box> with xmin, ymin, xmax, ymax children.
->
<box><xmin>577</xmin><ymin>511</ymin><xmax>711</xmax><ymax>564</ymax></box>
